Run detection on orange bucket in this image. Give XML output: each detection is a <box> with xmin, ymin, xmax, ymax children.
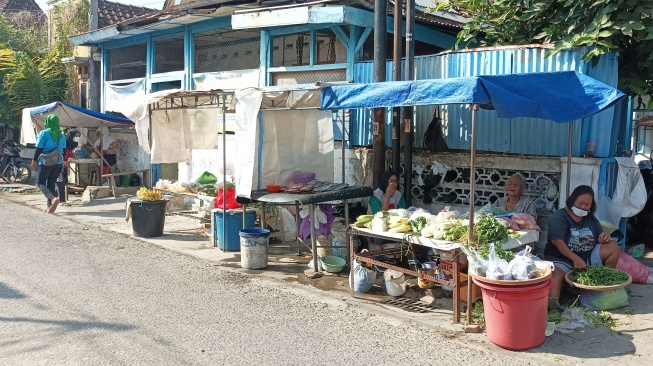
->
<box><xmin>472</xmin><ymin>278</ymin><xmax>552</xmax><ymax>350</ymax></box>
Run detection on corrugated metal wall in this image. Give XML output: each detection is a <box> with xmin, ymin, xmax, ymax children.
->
<box><xmin>351</xmin><ymin>46</ymin><xmax>621</xmax><ymax>157</ymax></box>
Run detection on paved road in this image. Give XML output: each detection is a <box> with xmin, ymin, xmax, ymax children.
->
<box><xmin>0</xmin><ymin>197</ymin><xmax>543</xmax><ymax>365</ymax></box>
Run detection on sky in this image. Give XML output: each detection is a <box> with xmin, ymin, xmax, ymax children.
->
<box><xmin>35</xmin><ymin>0</ymin><xmax>167</xmax><ymax>13</ymax></box>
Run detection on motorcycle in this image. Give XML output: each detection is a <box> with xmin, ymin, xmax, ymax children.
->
<box><xmin>629</xmin><ymin>147</ymin><xmax>653</xmax><ymax>246</ymax></box>
<box><xmin>0</xmin><ymin>139</ymin><xmax>32</xmax><ymax>184</ymax></box>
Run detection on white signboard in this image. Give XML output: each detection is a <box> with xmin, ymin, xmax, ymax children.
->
<box><xmin>193</xmin><ymin>69</ymin><xmax>260</xmax><ymax>91</ymax></box>
<box><xmin>105</xmin><ymin>79</ymin><xmax>146</xmax><ymax>113</ymax></box>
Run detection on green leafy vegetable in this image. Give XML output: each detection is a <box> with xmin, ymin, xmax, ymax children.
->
<box><xmin>408</xmin><ymin>216</ymin><xmax>428</xmax><ymax>233</ymax></box>
<box><xmin>571</xmin><ymin>266</ymin><xmax>629</xmax><ymax>287</ymax></box>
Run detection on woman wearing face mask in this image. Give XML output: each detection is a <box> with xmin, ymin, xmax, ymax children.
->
<box><xmin>56</xmin><ymin>129</ymin><xmax>80</xmax><ymax>205</ymax></box>
<box><xmin>544</xmin><ymin>185</ymin><xmax>620</xmax><ymax>310</ymax></box>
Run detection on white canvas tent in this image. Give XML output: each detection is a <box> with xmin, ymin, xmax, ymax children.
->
<box><xmin>122</xmin><ymin>86</ymin><xmax>335</xmax><ymax>198</ymax></box>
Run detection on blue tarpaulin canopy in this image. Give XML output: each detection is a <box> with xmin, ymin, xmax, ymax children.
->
<box><xmin>21</xmin><ymin>101</ymin><xmax>134</xmax><ymax>144</ymax></box>
<box><xmin>320</xmin><ymin>71</ymin><xmax>625</xmax><ymax>123</ymax></box>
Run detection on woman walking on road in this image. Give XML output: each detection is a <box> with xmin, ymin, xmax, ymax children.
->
<box><xmin>30</xmin><ymin>114</ymin><xmax>66</xmax><ymax>213</ymax></box>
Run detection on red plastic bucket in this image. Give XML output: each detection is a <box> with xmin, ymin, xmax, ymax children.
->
<box><xmin>472</xmin><ymin>278</ymin><xmax>552</xmax><ymax>350</ymax></box>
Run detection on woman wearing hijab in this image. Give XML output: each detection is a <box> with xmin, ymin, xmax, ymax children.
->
<box><xmin>56</xmin><ymin>128</ymin><xmax>80</xmax><ymax>205</ymax></box>
<box><xmin>31</xmin><ymin>114</ymin><xmax>66</xmax><ymax>213</ymax></box>
<box><xmin>369</xmin><ymin>170</ymin><xmax>406</xmax><ymax>213</ymax></box>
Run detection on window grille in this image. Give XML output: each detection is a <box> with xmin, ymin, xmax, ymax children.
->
<box><xmin>194</xmin><ymin>29</ymin><xmax>261</xmax><ymax>73</ymax></box>
<box><xmin>272</xmin><ymin>31</ymin><xmax>310</xmax><ymax>67</ymax></box>
<box><xmin>271</xmin><ymin>28</ymin><xmax>348</xmax><ymax>67</ymax></box>
<box><xmin>107</xmin><ymin>44</ymin><xmax>146</xmax><ymax>81</ymax></box>
<box><xmin>154</xmin><ymin>35</ymin><xmax>184</xmax><ymax>73</ymax></box>
<box><xmin>315</xmin><ymin>28</ymin><xmax>347</xmax><ymax>64</ymax></box>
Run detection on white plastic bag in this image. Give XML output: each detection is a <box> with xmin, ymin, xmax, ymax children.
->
<box><xmin>508</xmin><ymin>246</ymin><xmax>537</xmax><ymax>280</ymax></box>
<box><xmin>463</xmin><ymin>245</ymin><xmax>488</xmax><ymax>277</ymax></box>
<box><xmin>555</xmin><ymin>307</ymin><xmax>595</xmax><ymax>334</ymax></box>
<box><xmin>486</xmin><ymin>243</ymin><xmax>512</xmax><ymax>280</ymax></box>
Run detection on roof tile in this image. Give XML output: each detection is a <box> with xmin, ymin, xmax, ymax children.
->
<box><xmin>97</xmin><ymin>0</ymin><xmax>156</xmax><ymax>29</ymax></box>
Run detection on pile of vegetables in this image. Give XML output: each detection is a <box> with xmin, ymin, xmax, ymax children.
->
<box><xmin>353</xmin><ymin>209</ymin><xmax>522</xmax><ymax>250</ymax></box>
<box><xmin>571</xmin><ymin>266</ymin><xmax>630</xmax><ymax>287</ymax></box>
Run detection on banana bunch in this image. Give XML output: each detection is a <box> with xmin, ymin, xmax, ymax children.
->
<box><xmin>387</xmin><ymin>216</ymin><xmax>410</xmax><ymax>233</ymax></box>
<box><xmin>137</xmin><ymin>187</ymin><xmax>164</xmax><ymax>201</ymax></box>
<box><xmin>354</xmin><ymin>214</ymin><xmax>374</xmax><ymax>228</ymax></box>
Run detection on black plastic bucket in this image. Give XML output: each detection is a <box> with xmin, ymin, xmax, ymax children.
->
<box><xmin>129</xmin><ymin>199</ymin><xmax>168</xmax><ymax>237</ymax></box>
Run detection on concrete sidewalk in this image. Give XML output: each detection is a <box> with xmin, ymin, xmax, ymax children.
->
<box><xmin>2</xmin><ymin>184</ymin><xmax>653</xmax><ymax>365</ymax></box>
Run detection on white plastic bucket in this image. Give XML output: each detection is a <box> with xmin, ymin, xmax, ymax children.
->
<box><xmin>383</xmin><ymin>269</ymin><xmax>405</xmax><ymax>284</ymax></box>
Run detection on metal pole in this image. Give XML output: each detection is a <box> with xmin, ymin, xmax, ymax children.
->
<box><xmin>403</xmin><ymin>0</ymin><xmax>415</xmax><ymax>206</ymax></box>
<box><xmin>310</xmin><ymin>204</ymin><xmax>318</xmax><ymax>272</ymax></box>
<box><xmin>341</xmin><ymin>112</ymin><xmax>346</xmax><ymax>184</ymax></box>
<box><xmin>372</xmin><ymin>0</ymin><xmax>387</xmax><ymax>188</ymax></box>
<box><xmin>467</xmin><ymin>104</ymin><xmax>479</xmax><ymax>324</ymax></box>
<box><xmin>221</xmin><ymin>94</ymin><xmax>227</xmax><ymax>249</ymax></box>
<box><xmin>392</xmin><ymin>0</ymin><xmax>402</xmax><ymax>173</ymax></box>
<box><xmin>566</xmin><ymin>121</ymin><xmax>573</xmax><ymax>199</ymax></box>
<box><xmin>148</xmin><ymin>104</ymin><xmax>153</xmax><ymax>188</ymax></box>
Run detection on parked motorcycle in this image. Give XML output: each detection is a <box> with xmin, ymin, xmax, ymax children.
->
<box><xmin>629</xmin><ymin>147</ymin><xmax>653</xmax><ymax>246</ymax></box>
<box><xmin>0</xmin><ymin>139</ymin><xmax>32</xmax><ymax>184</ymax></box>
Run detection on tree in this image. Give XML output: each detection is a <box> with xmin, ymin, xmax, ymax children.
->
<box><xmin>438</xmin><ymin>0</ymin><xmax>653</xmax><ymax>101</ymax></box>
<box><xmin>0</xmin><ymin>15</ymin><xmax>49</xmax><ymax>128</ymax></box>
<box><xmin>0</xmin><ymin>0</ymin><xmax>88</xmax><ymax>129</ymax></box>
<box><xmin>0</xmin><ymin>49</ymin><xmax>67</xmax><ymax>126</ymax></box>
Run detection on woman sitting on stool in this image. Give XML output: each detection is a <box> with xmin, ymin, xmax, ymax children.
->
<box><xmin>543</xmin><ymin>185</ymin><xmax>620</xmax><ymax>310</ymax></box>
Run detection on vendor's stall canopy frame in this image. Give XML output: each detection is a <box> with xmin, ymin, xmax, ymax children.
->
<box><xmin>21</xmin><ymin>101</ymin><xmax>134</xmax><ymax>144</ymax></box>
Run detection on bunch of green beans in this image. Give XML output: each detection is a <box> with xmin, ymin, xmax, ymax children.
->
<box><xmin>571</xmin><ymin>266</ymin><xmax>629</xmax><ymax>286</ymax></box>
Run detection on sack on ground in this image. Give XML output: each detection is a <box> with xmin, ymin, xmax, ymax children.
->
<box><xmin>41</xmin><ymin>148</ymin><xmax>61</xmax><ymax>166</ymax></box>
<box><xmin>350</xmin><ymin>260</ymin><xmax>376</xmax><ymax>293</ymax></box>
<box><xmin>616</xmin><ymin>252</ymin><xmax>650</xmax><ymax>284</ymax></box>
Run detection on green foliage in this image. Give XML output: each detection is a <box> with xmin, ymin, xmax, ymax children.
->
<box><xmin>0</xmin><ymin>49</ymin><xmax>67</xmax><ymax>126</ymax></box>
<box><xmin>51</xmin><ymin>0</ymin><xmax>90</xmax><ymax>55</ymax></box>
<box><xmin>0</xmin><ymin>0</ymin><xmax>88</xmax><ymax>128</ymax></box>
<box><xmin>437</xmin><ymin>0</ymin><xmax>653</xmax><ymax>99</ymax></box>
<box><xmin>0</xmin><ymin>16</ymin><xmax>44</xmax><ymax>56</ymax></box>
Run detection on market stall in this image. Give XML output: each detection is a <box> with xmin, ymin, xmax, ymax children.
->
<box><xmin>320</xmin><ymin>71</ymin><xmax>626</xmax><ymax>323</ymax></box>
<box><xmin>122</xmin><ymin>86</ymin><xmax>368</xmax><ymax>255</ymax></box>
<box><xmin>21</xmin><ymin>101</ymin><xmax>136</xmax><ymax>192</ymax></box>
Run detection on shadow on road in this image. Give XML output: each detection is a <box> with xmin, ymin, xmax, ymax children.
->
<box><xmin>0</xmin><ymin>283</ymin><xmax>26</xmax><ymax>299</ymax></box>
<box><xmin>0</xmin><ymin>316</ymin><xmax>135</xmax><ymax>332</ymax></box>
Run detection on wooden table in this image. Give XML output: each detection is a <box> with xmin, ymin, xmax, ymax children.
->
<box><xmin>67</xmin><ymin>158</ymin><xmax>101</xmax><ymax>186</ymax></box>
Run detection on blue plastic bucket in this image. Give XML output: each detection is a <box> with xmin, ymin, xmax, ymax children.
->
<box><xmin>214</xmin><ymin>210</ymin><xmax>256</xmax><ymax>251</ymax></box>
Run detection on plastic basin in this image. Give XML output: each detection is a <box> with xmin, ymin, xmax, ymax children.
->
<box><xmin>320</xmin><ymin>256</ymin><xmax>346</xmax><ymax>273</ymax></box>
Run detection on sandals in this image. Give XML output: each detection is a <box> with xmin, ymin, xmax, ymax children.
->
<box><xmin>47</xmin><ymin>197</ymin><xmax>60</xmax><ymax>213</ymax></box>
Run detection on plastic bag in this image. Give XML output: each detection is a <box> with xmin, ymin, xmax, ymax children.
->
<box><xmin>510</xmin><ymin>213</ymin><xmax>540</xmax><ymax>230</ymax></box>
<box><xmin>486</xmin><ymin>243</ymin><xmax>512</xmax><ymax>280</ymax></box>
<box><xmin>195</xmin><ymin>171</ymin><xmax>218</xmax><ymax>184</ymax></box>
<box><xmin>213</xmin><ymin>187</ymin><xmax>241</xmax><ymax>209</ymax></box>
<box><xmin>508</xmin><ymin>246</ymin><xmax>537</xmax><ymax>280</ymax></box>
<box><xmin>478</xmin><ymin>203</ymin><xmax>494</xmax><ymax>215</ymax></box>
<box><xmin>616</xmin><ymin>252</ymin><xmax>650</xmax><ymax>284</ymax></box>
<box><xmin>627</xmin><ymin>243</ymin><xmax>645</xmax><ymax>258</ymax></box>
<box><xmin>555</xmin><ymin>307</ymin><xmax>595</xmax><ymax>334</ymax></box>
<box><xmin>500</xmin><ymin>217</ymin><xmax>520</xmax><ymax>231</ymax></box>
<box><xmin>464</xmin><ymin>246</ymin><xmax>488</xmax><ymax>277</ymax></box>
<box><xmin>349</xmin><ymin>260</ymin><xmax>376</xmax><ymax>293</ymax></box>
